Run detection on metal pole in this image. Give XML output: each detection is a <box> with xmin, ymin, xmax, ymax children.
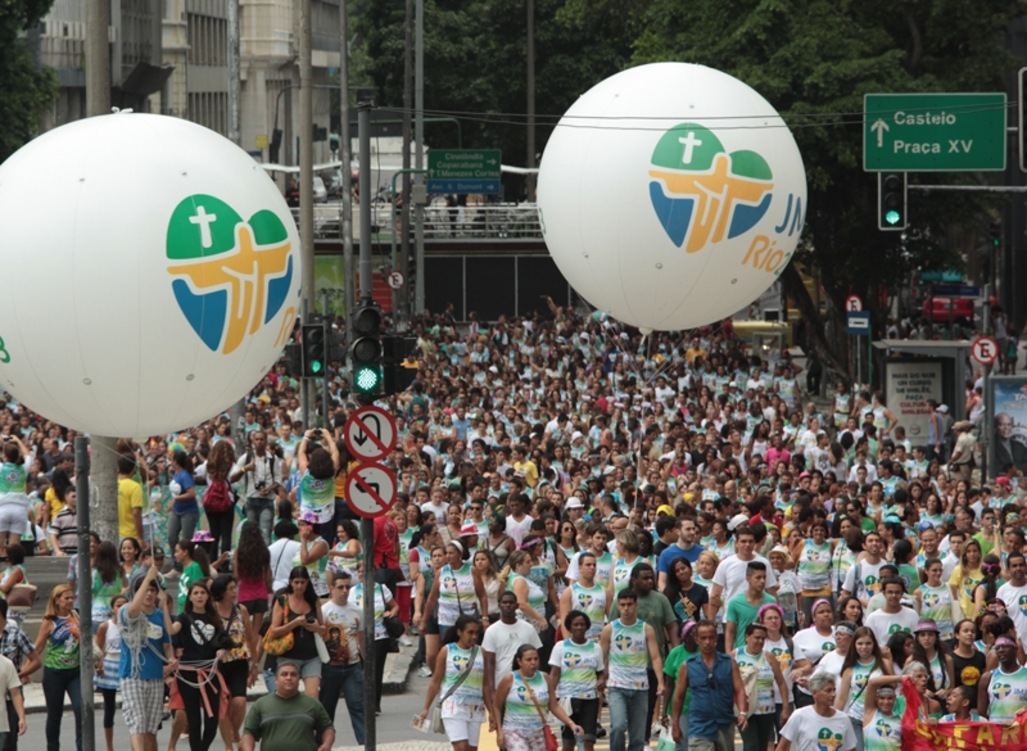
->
<box><xmin>86</xmin><ymin>0</ymin><xmax>110</xmax><ymax>117</ymax></box>
<box><xmin>299</xmin><ymin>0</ymin><xmax>315</xmax><ymax>306</ymax></box>
<box><xmin>75</xmin><ymin>436</ymin><xmax>96</xmax><ymax>751</ymax></box>
<box><xmin>227</xmin><ymin>0</ymin><xmax>240</xmax><ymax>146</ymax></box>
<box><xmin>340</xmin><ymin>0</ymin><xmax>355</xmax><ymax>345</ymax></box>
<box><xmin>525</xmin><ymin>0</ymin><xmax>536</xmax><ymax>201</ymax></box>
<box><xmin>361</xmin><ymin>519</ymin><xmax>376</xmax><ymax>750</ymax></box>
<box><xmin>359</xmin><ymin>102</ymin><xmax>374</xmax><ymax>301</ymax></box>
<box><xmin>413</xmin><ymin>0</ymin><xmax>425</xmax><ymax>319</ymax></box>
<box><xmin>399</xmin><ymin>0</ymin><xmax>414</xmax><ymax>319</ymax></box>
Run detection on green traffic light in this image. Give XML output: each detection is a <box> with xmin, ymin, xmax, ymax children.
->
<box><xmin>310</xmin><ymin>360</ymin><xmax>323</xmax><ymax>374</ymax></box>
<box><xmin>884</xmin><ymin>210</ymin><xmax>901</xmax><ymax>226</ymax></box>
<box><xmin>354</xmin><ymin>365</ymin><xmax>381</xmax><ymax>393</ymax></box>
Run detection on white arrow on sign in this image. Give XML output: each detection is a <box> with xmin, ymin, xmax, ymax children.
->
<box><xmin>871</xmin><ymin>118</ymin><xmax>890</xmax><ymax>148</ymax></box>
<box><xmin>346</xmin><ymin>463</ymin><xmax>397</xmax><ymax>519</ymax></box>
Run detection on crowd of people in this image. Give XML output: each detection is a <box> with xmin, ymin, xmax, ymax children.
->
<box><xmin>0</xmin><ymin>299</ymin><xmax>1021</xmax><ymax>751</ymax></box>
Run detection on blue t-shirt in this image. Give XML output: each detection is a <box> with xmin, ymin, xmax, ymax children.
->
<box><xmin>118</xmin><ymin>605</ymin><xmax>170</xmax><ymax>680</ymax></box>
<box><xmin>657</xmin><ymin>543</ymin><xmax>701</xmax><ymax>576</ymax></box>
<box><xmin>171</xmin><ymin>470</ymin><xmax>198</xmax><ymax>515</ymax></box>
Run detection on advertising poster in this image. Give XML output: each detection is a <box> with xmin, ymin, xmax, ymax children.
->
<box><xmin>884</xmin><ymin>361</ymin><xmax>942</xmax><ymax>447</ymax></box>
<box><xmin>314</xmin><ymin>256</ymin><xmax>347</xmax><ymax>316</ymax></box>
<box><xmin>989</xmin><ymin>376</ymin><xmax>1027</xmax><ymax>477</ymax></box>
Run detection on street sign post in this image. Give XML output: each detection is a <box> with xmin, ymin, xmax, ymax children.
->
<box><xmin>428</xmin><ymin>149</ymin><xmax>502</xmax><ymax>194</ymax></box>
<box><xmin>343</xmin><ymin>406</ymin><xmax>397</xmax><ymax>462</ymax></box>
<box><xmin>346</xmin><ymin>463</ymin><xmax>398</xmax><ymax>519</ymax></box>
<box><xmin>971</xmin><ymin>336</ymin><xmax>999</xmax><ymax>367</ymax></box>
<box><xmin>845</xmin><ymin>295</ymin><xmax>864</xmax><ymax>313</ymax></box>
<box><xmin>847</xmin><ymin>312</ymin><xmax>870</xmax><ymax>335</ymax></box>
<box><xmin>863</xmin><ymin>93</ymin><xmax>1007</xmax><ymax>172</ymax></box>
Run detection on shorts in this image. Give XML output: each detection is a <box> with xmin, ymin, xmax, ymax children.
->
<box><xmin>561</xmin><ymin>698</ymin><xmax>599</xmax><ymax>740</ymax></box>
<box><xmin>240</xmin><ymin>597</ymin><xmax>268</xmax><ymax>615</ymax></box>
<box><xmin>503</xmin><ymin>728</ymin><xmax>547</xmax><ymax>751</ymax></box>
<box><xmin>425</xmin><ymin>614</ymin><xmax>440</xmax><ymax>636</ymax></box>
<box><xmin>442</xmin><ymin>716</ymin><xmax>483</xmax><ymax>743</ymax></box>
<box><xmin>0</xmin><ymin>504</ymin><xmax>27</xmax><ymax>536</ymax></box>
<box><xmin>220</xmin><ymin>659</ymin><xmax>249</xmax><ymax>698</ymax></box>
<box><xmin>121</xmin><ymin>678</ymin><xmax>165</xmax><ymax>735</ymax></box>
<box><xmin>277</xmin><ymin>656</ymin><xmax>321</xmax><ymax>679</ymax></box>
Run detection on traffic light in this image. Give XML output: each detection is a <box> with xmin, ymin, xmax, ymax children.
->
<box><xmin>989</xmin><ymin>222</ymin><xmax>1001</xmax><ymax>249</ymax></box>
<box><xmin>301</xmin><ymin>322</ymin><xmax>327</xmax><ymax>377</ymax></box>
<box><xmin>349</xmin><ymin>302</ymin><xmax>382</xmax><ymax>398</ymax></box>
<box><xmin>382</xmin><ymin>336</ymin><xmax>418</xmax><ymax>395</ymax></box>
<box><xmin>878</xmin><ymin>172</ymin><xmax>907</xmax><ymax>231</ymax></box>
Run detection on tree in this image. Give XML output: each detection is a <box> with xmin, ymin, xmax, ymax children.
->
<box><xmin>630</xmin><ymin>0</ymin><xmax>1020</xmax><ymax>373</ymax></box>
<box><xmin>0</xmin><ymin>0</ymin><xmax>58</xmax><ymax>164</ymax></box>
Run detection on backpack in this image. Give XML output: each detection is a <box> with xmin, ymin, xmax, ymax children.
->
<box><xmin>203</xmin><ymin>477</ymin><xmax>236</xmax><ymax>513</ymax></box>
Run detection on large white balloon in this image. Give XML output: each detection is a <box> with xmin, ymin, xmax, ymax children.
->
<box><xmin>538</xmin><ymin>62</ymin><xmax>806</xmax><ymax>332</ymax></box>
<box><xmin>0</xmin><ymin>113</ymin><xmax>302</xmax><ymax>436</ymax></box>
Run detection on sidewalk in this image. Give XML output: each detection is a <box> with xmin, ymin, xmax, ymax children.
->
<box><xmin>19</xmin><ymin>641</ymin><xmax>417</xmax><ymax>715</ymax></box>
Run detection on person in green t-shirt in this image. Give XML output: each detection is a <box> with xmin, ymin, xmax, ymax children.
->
<box><xmin>724</xmin><ymin>561</ymin><xmax>776</xmax><ymax>651</ymax></box>
<box><xmin>662</xmin><ymin>621</ymin><xmax>699</xmax><ymax>750</ymax></box>
<box><xmin>242</xmin><ymin>662</ymin><xmax>334</xmax><ymax>751</ymax></box>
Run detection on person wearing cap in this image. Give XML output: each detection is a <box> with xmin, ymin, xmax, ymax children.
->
<box><xmin>864</xmin><ymin>577</ymin><xmax>918</xmax><ymax>649</ymax></box>
<box><xmin>909</xmin><ymin>618</ymin><xmax>955</xmax><ymax>696</ymax></box>
<box><xmin>979</xmin><ymin>635</ymin><xmax>1027</xmax><ymax>723</ymax></box>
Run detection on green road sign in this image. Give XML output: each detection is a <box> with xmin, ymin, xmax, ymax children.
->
<box><xmin>863</xmin><ymin>93</ymin><xmax>1007</xmax><ymax>171</ymax></box>
<box><xmin>428</xmin><ymin>149</ymin><xmax>502</xmax><ymax>194</ymax></box>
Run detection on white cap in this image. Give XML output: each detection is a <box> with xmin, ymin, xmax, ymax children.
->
<box><xmin>728</xmin><ymin>513</ymin><xmax>750</xmax><ymax>532</ymax></box>
<box><xmin>565</xmin><ymin>498</ymin><xmax>585</xmax><ymax>509</ymax></box>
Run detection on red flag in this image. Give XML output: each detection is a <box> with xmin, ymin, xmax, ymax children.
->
<box><xmin>901</xmin><ymin>675</ymin><xmax>1027</xmax><ymax>750</ymax></box>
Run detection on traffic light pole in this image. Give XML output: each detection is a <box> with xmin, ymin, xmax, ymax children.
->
<box><xmin>358</xmin><ymin>101</ymin><xmax>373</xmax><ymax>306</ymax></box>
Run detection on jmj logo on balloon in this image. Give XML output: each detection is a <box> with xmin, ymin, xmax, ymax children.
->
<box><xmin>538</xmin><ymin>62</ymin><xmax>807</xmax><ymax>333</ymax></box>
<box><xmin>0</xmin><ymin>112</ymin><xmax>302</xmax><ymax>436</ymax></box>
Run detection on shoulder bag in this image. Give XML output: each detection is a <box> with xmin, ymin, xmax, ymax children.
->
<box><xmin>523</xmin><ymin>673</ymin><xmax>559</xmax><ymax>751</ymax></box>
<box><xmin>262</xmin><ymin>597</ymin><xmax>295</xmax><ymax>656</ymax></box>
<box><xmin>430</xmin><ymin>645</ymin><xmax>478</xmax><ymax>734</ymax></box>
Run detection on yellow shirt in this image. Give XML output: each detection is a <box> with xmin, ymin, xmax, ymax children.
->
<box><xmin>117</xmin><ymin>477</ymin><xmax>144</xmax><ymax>540</ymax></box>
<box><xmin>45</xmin><ymin>486</ymin><xmax>65</xmax><ymax>519</ymax></box>
<box><xmin>513</xmin><ymin>459</ymin><xmax>539</xmax><ymax>488</ymax></box>
<box><xmin>948</xmin><ymin>563</ymin><xmax>984</xmax><ymax>619</ymax></box>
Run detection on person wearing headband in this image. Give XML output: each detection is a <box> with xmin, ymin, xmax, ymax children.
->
<box><xmin>790</xmin><ymin>599</ymin><xmax>835</xmax><ymax>708</ymax></box>
<box><xmin>981</xmin><ymin>635</ymin><xmax>1027</xmax><ymax>724</ymax></box>
<box><xmin>810</xmin><ymin>621</ymin><xmax>856</xmax><ymax>689</ymax></box>
<box><xmin>861</xmin><ymin>674</ymin><xmax>902</xmax><ymax>751</ymax></box>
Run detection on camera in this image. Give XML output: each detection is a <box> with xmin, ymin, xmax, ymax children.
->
<box><xmin>312</xmin><ymin>428</ymin><xmax>323</xmax><ymax>441</ymax></box>
<box><xmin>306</xmin><ymin>613</ymin><xmax>317</xmax><ymax>624</ymax></box>
<box><xmin>255</xmin><ymin>480</ymin><xmax>267</xmax><ymax>491</ymax></box>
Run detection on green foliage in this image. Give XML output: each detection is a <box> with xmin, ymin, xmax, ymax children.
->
<box><xmin>0</xmin><ymin>0</ymin><xmax>58</xmax><ymax>164</ymax></box>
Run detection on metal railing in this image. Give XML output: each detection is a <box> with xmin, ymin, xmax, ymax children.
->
<box><xmin>295</xmin><ymin>202</ymin><xmax>543</xmax><ymax>242</ymax></box>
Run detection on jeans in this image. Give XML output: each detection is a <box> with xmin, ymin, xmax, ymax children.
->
<box><xmin>740</xmin><ymin>714</ymin><xmax>775</xmax><ymax>751</ymax></box>
<box><xmin>177</xmin><ymin>675</ymin><xmax>219</xmax><ymax>751</ymax></box>
<box><xmin>320</xmin><ymin>662</ymin><xmax>365</xmax><ymax>744</ymax></box>
<box><xmin>245</xmin><ymin>497</ymin><xmax>275</xmax><ymax>543</ymax></box>
<box><xmin>4</xmin><ymin>699</ymin><xmax>17</xmax><ymax>751</ymax></box>
<box><xmin>608</xmin><ymin>687</ymin><xmax>648</xmax><ymax>751</ymax></box>
<box><xmin>849</xmin><ymin>716</ymin><xmax>863</xmax><ymax>751</ymax></box>
<box><xmin>674</xmin><ymin>712</ymin><xmax>688</xmax><ymax>751</ymax></box>
<box><xmin>373</xmin><ymin>639</ymin><xmax>390</xmax><ymax>712</ymax></box>
<box><xmin>167</xmin><ymin>510</ymin><xmax>198</xmax><ymax>551</ymax></box>
<box><xmin>42</xmin><ymin>667</ymin><xmax>81</xmax><ymax>751</ymax></box>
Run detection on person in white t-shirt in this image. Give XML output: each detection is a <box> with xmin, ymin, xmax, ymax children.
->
<box><xmin>864</xmin><ymin>578</ymin><xmax>918</xmax><ymax>648</ymax></box>
<box><xmin>482</xmin><ymin>591</ymin><xmax>541</xmax><ymax>689</ymax></box>
<box><xmin>996</xmin><ymin>552</ymin><xmax>1027</xmax><ymax>643</ymax></box>
<box><xmin>777</xmin><ymin>672</ymin><xmax>857</xmax><ymax>751</ymax></box>
<box><xmin>709</xmin><ymin>526</ymin><xmax>778</xmax><ymax>614</ymax></box>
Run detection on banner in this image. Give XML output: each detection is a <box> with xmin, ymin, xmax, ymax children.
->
<box><xmin>902</xmin><ymin>675</ymin><xmax>1027</xmax><ymax>750</ymax></box>
<box><xmin>884</xmin><ymin>361</ymin><xmax>942</xmax><ymax>448</ymax></box>
<box><xmin>989</xmin><ymin>376</ymin><xmax>1027</xmax><ymax>478</ymax></box>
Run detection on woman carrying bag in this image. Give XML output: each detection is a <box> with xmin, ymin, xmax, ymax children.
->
<box><xmin>494</xmin><ymin>644</ymin><xmax>581</xmax><ymax>751</ymax></box>
<box><xmin>418</xmin><ymin>615</ymin><xmax>490</xmax><ymax>751</ymax></box>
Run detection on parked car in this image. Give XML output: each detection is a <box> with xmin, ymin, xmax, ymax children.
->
<box><xmin>922</xmin><ymin>295</ymin><xmax>974</xmax><ymax>324</ymax></box>
<box><xmin>285</xmin><ymin>176</ymin><xmax>328</xmax><ymax>206</ymax></box>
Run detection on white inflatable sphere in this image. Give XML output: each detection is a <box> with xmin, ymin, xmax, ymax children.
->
<box><xmin>538</xmin><ymin>62</ymin><xmax>807</xmax><ymax>332</ymax></box>
<box><xmin>0</xmin><ymin>113</ymin><xmax>302</xmax><ymax>436</ymax></box>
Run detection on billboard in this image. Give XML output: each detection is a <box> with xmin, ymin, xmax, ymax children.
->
<box><xmin>885</xmin><ymin>361</ymin><xmax>943</xmax><ymax>447</ymax></box>
<box><xmin>988</xmin><ymin>376</ymin><xmax>1027</xmax><ymax>477</ymax></box>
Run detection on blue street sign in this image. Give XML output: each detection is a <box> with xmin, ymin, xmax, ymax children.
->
<box><xmin>847</xmin><ymin>312</ymin><xmax>870</xmax><ymax>335</ymax></box>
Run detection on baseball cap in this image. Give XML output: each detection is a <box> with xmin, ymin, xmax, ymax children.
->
<box><xmin>459</xmin><ymin>521</ymin><xmax>480</xmax><ymax>537</ymax></box>
<box><xmin>565</xmin><ymin>498</ymin><xmax>585</xmax><ymax>509</ymax></box>
<box><xmin>996</xmin><ymin>476</ymin><xmax>1011</xmax><ymax>487</ymax></box>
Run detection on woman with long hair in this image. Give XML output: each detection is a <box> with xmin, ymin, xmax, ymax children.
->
<box><xmin>418</xmin><ymin>615</ymin><xmax>490</xmax><ymax>751</ymax></box>
<box><xmin>502</xmin><ymin>550</ymin><xmax>547</xmax><ymax>632</ymax></box>
<box><xmin>835</xmin><ymin>626</ymin><xmax>892</xmax><ymax>748</ymax></box>
<box><xmin>949</xmin><ymin>539</ymin><xmax>984</xmax><ymax>620</ymax></box>
<box><xmin>210</xmin><ymin>574</ymin><xmax>256</xmax><ymax>751</ymax></box>
<box><xmin>95</xmin><ymin>593</ymin><xmax>128</xmax><ymax>751</ymax></box>
<box><xmin>972</xmin><ymin>554</ymin><xmax>1003</xmax><ymax>619</ymax></box>
<box><xmin>425</xmin><ymin>540</ymin><xmax>489</xmax><ymax>641</ymax></box>
<box><xmin>296</xmin><ymin>429</ymin><xmax>340</xmax><ymax>543</ymax></box>
<box><xmin>885</xmin><ymin>631</ymin><xmax>913</xmax><ymax>671</ymax></box>
<box><xmin>758</xmin><ymin>603</ymin><xmax>805</xmax><ymax>732</ymax></box>
<box><xmin>494</xmin><ymin>644</ymin><xmax>581</xmax><ymax>751</ymax></box>
<box><xmin>415</xmin><ymin>545</ymin><xmax>447</xmax><ymax>678</ymax></box>
<box><xmin>203</xmin><ymin>441</ymin><xmax>236</xmax><ymax>558</ymax></box>
<box><xmin>119</xmin><ymin>537</ymin><xmax>142</xmax><ymax>582</ymax></box>
<box><xmin>91</xmin><ymin>540</ymin><xmax>126</xmax><ymax>623</ymax></box>
<box><xmin>167</xmin><ymin>449</ymin><xmax>199</xmax><ymax>553</ymax></box>
<box><xmin>34</xmin><ymin>583</ymin><xmax>82</xmax><ymax>751</ymax></box>
<box><xmin>473</xmin><ymin>549</ymin><xmax>502</xmax><ymax>620</ymax></box>
<box><xmin>484</xmin><ymin>514</ymin><xmax>514</xmax><ymax>570</ymax></box>
<box><xmin>267</xmin><ymin>566</ymin><xmax>325</xmax><ymax>698</ymax></box>
<box><xmin>909</xmin><ymin>619</ymin><xmax>955</xmax><ymax>696</ymax></box>
<box><xmin>328</xmin><ymin>519</ymin><xmax>362</xmax><ymax>580</ymax></box>
<box><xmin>662</xmin><ymin>556</ymin><xmax>709</xmax><ymax>624</ymax></box>
<box><xmin>951</xmin><ymin>618</ymin><xmax>986</xmax><ymax>689</ymax></box>
<box><xmin>916</xmin><ymin>557</ymin><xmax>955</xmax><ymax>643</ymax></box>
<box><xmin>233</xmin><ymin>521</ymin><xmax>271</xmax><ymax>635</ymax></box>
<box><xmin>836</xmin><ymin>595</ymin><xmax>865</xmax><ymax>627</ymax></box>
<box><xmin>170</xmin><ymin>582</ymin><xmax>225</xmax><ymax>751</ymax></box>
